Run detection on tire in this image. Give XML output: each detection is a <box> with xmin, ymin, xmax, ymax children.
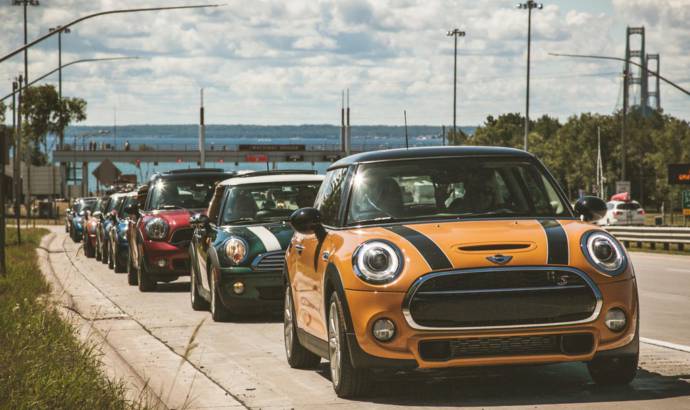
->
<box><xmin>84</xmin><ymin>238</ymin><xmax>95</xmax><ymax>258</ymax></box>
<box><xmin>327</xmin><ymin>292</ymin><xmax>370</xmax><ymax>398</ymax></box>
<box><xmin>210</xmin><ymin>267</ymin><xmax>232</xmax><ymax>322</ymax></box>
<box><xmin>101</xmin><ymin>239</ymin><xmax>109</xmax><ymax>265</ymax></box>
<box><xmin>284</xmin><ymin>283</ymin><xmax>320</xmax><ymax>369</ymax></box>
<box><xmin>108</xmin><ymin>240</ymin><xmax>115</xmax><ymax>270</ymax></box>
<box><xmin>127</xmin><ymin>254</ymin><xmax>138</xmax><ymax>286</ymax></box>
<box><xmin>190</xmin><ymin>266</ymin><xmax>209</xmax><ymax>311</ymax></box>
<box><xmin>587</xmin><ymin>354</ymin><xmax>638</xmax><ymax>386</ymax></box>
<box><xmin>95</xmin><ymin>236</ymin><xmax>102</xmax><ymax>261</ymax></box>
<box><xmin>137</xmin><ymin>260</ymin><xmax>156</xmax><ymax>292</ymax></box>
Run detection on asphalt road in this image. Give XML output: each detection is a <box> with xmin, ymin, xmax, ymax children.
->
<box><xmin>44</xmin><ymin>227</ymin><xmax>690</xmax><ymax>409</ymax></box>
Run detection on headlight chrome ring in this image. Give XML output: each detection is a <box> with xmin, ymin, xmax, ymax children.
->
<box><xmin>224</xmin><ymin>236</ymin><xmax>248</xmax><ymax>265</ymax></box>
<box><xmin>581</xmin><ymin>231</ymin><xmax>627</xmax><ymax>276</ymax></box>
<box><xmin>145</xmin><ymin>217</ymin><xmax>169</xmax><ymax>240</ymax></box>
<box><xmin>353</xmin><ymin>240</ymin><xmax>403</xmax><ymax>284</ymax></box>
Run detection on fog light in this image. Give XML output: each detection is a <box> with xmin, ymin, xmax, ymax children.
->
<box><xmin>232</xmin><ymin>281</ymin><xmax>245</xmax><ymax>295</ymax></box>
<box><xmin>605</xmin><ymin>308</ymin><xmax>627</xmax><ymax>332</ymax></box>
<box><xmin>372</xmin><ymin>318</ymin><xmax>396</xmax><ymax>342</ymax></box>
<box><xmin>157</xmin><ymin>259</ymin><xmax>167</xmax><ymax>268</ymax></box>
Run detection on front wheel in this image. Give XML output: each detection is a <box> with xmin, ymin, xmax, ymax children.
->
<box><xmin>284</xmin><ymin>283</ymin><xmax>320</xmax><ymax>369</ymax></box>
<box><xmin>210</xmin><ymin>267</ymin><xmax>232</xmax><ymax>322</ymax></box>
<box><xmin>108</xmin><ymin>240</ymin><xmax>115</xmax><ymax>270</ymax></box>
<box><xmin>328</xmin><ymin>292</ymin><xmax>370</xmax><ymax>398</ymax></box>
<box><xmin>127</xmin><ymin>253</ymin><xmax>138</xmax><ymax>286</ymax></box>
<box><xmin>137</xmin><ymin>261</ymin><xmax>156</xmax><ymax>292</ymax></box>
<box><xmin>190</xmin><ymin>266</ymin><xmax>209</xmax><ymax>311</ymax></box>
<box><xmin>588</xmin><ymin>354</ymin><xmax>638</xmax><ymax>385</ymax></box>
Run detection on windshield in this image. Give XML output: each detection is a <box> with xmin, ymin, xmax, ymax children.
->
<box><xmin>119</xmin><ymin>196</ymin><xmax>137</xmax><ymax>217</ymax></box>
<box><xmin>221</xmin><ymin>182</ymin><xmax>321</xmax><ymax>224</ymax></box>
<box><xmin>75</xmin><ymin>199</ymin><xmax>97</xmax><ymax>213</ymax></box>
<box><xmin>147</xmin><ymin>176</ymin><xmax>224</xmax><ymax>210</ymax></box>
<box><xmin>106</xmin><ymin>196</ymin><xmax>124</xmax><ymax>213</ymax></box>
<box><xmin>347</xmin><ymin>157</ymin><xmax>570</xmax><ymax>224</ymax></box>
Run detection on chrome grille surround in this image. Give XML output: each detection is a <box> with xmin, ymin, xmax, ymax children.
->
<box><xmin>402</xmin><ymin>266</ymin><xmax>602</xmax><ymax>331</ymax></box>
<box><xmin>251</xmin><ymin>250</ymin><xmax>286</xmax><ymax>272</ymax></box>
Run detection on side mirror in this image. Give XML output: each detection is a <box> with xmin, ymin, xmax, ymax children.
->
<box><xmin>574</xmin><ymin>196</ymin><xmax>607</xmax><ymax>222</ymax></box>
<box><xmin>124</xmin><ymin>204</ymin><xmax>138</xmax><ymax>216</ymax></box>
<box><xmin>190</xmin><ymin>213</ymin><xmax>210</xmax><ymax>227</ymax></box>
<box><xmin>289</xmin><ymin>207</ymin><xmax>323</xmax><ymax>235</ymax></box>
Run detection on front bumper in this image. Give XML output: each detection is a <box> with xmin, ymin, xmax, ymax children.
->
<box><xmin>217</xmin><ymin>267</ymin><xmax>284</xmax><ymax>312</ymax></box>
<box><xmin>143</xmin><ymin>240</ymin><xmax>190</xmax><ymax>277</ymax></box>
<box><xmin>343</xmin><ymin>278</ymin><xmax>638</xmax><ymax>369</ymax></box>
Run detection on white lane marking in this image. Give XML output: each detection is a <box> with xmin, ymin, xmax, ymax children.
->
<box><xmin>666</xmin><ymin>268</ymin><xmax>690</xmax><ymax>274</ymax></box>
<box><xmin>247</xmin><ymin>226</ymin><xmax>281</xmax><ymax>252</ymax></box>
<box><xmin>641</xmin><ymin>337</ymin><xmax>690</xmax><ymax>354</ymax></box>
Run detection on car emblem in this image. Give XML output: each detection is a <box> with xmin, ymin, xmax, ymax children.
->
<box><xmin>486</xmin><ymin>254</ymin><xmax>513</xmax><ymax>265</ymax></box>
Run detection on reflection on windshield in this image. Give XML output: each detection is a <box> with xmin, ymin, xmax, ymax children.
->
<box><xmin>147</xmin><ymin>177</ymin><xmax>224</xmax><ymax>210</ymax></box>
<box><xmin>347</xmin><ymin>157</ymin><xmax>569</xmax><ymax>224</ymax></box>
<box><xmin>222</xmin><ymin>182</ymin><xmax>321</xmax><ymax>225</ymax></box>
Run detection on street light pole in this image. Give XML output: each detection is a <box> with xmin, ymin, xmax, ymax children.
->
<box><xmin>48</xmin><ymin>26</ymin><xmax>71</xmax><ymax>148</ymax></box>
<box><xmin>447</xmin><ymin>28</ymin><xmax>465</xmax><ymax>140</ymax></box>
<box><xmin>12</xmin><ymin>0</ymin><xmax>40</xmax><ymax>86</ymax></box>
<box><xmin>517</xmin><ymin>1</ymin><xmax>543</xmax><ymax>152</ymax></box>
<box><xmin>14</xmin><ymin>75</ymin><xmax>22</xmax><ymax>244</ymax></box>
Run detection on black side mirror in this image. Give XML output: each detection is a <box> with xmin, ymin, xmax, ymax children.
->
<box><xmin>190</xmin><ymin>213</ymin><xmax>210</xmax><ymax>228</ymax></box>
<box><xmin>124</xmin><ymin>204</ymin><xmax>138</xmax><ymax>216</ymax></box>
<box><xmin>574</xmin><ymin>196</ymin><xmax>607</xmax><ymax>222</ymax></box>
<box><xmin>289</xmin><ymin>207</ymin><xmax>324</xmax><ymax>235</ymax></box>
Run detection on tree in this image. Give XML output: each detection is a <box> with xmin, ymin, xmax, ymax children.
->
<box><xmin>19</xmin><ymin>84</ymin><xmax>87</xmax><ymax>165</ymax></box>
<box><xmin>0</xmin><ymin>100</ymin><xmax>6</xmax><ymax>124</ymax></box>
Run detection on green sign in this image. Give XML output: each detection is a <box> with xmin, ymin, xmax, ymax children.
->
<box><xmin>683</xmin><ymin>190</ymin><xmax>690</xmax><ymax>216</ymax></box>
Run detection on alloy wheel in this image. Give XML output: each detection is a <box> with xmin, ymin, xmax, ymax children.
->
<box><xmin>284</xmin><ymin>290</ymin><xmax>294</xmax><ymax>359</ymax></box>
<box><xmin>328</xmin><ymin>301</ymin><xmax>341</xmax><ymax>387</ymax></box>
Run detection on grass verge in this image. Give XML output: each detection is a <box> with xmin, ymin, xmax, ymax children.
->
<box><xmin>0</xmin><ymin>229</ymin><xmax>142</xmax><ymax>409</ymax></box>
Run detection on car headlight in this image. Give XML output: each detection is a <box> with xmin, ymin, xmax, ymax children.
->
<box><xmin>224</xmin><ymin>237</ymin><xmax>248</xmax><ymax>265</ymax></box>
<box><xmin>145</xmin><ymin>217</ymin><xmax>169</xmax><ymax>240</ymax></box>
<box><xmin>581</xmin><ymin>231</ymin><xmax>627</xmax><ymax>276</ymax></box>
<box><xmin>353</xmin><ymin>240</ymin><xmax>403</xmax><ymax>284</ymax></box>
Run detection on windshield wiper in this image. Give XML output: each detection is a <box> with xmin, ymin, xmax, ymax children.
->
<box><xmin>224</xmin><ymin>217</ymin><xmax>256</xmax><ymax>224</ymax></box>
<box><xmin>157</xmin><ymin>204</ymin><xmax>182</xmax><ymax>210</ymax></box>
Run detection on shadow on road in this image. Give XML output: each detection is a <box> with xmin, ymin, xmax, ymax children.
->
<box><xmin>154</xmin><ymin>282</ymin><xmax>191</xmax><ymax>293</ymax></box>
<box><xmin>315</xmin><ymin>362</ymin><xmax>690</xmax><ymax>406</ymax></box>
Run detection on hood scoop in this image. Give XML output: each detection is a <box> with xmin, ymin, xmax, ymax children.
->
<box><xmin>457</xmin><ymin>243</ymin><xmax>533</xmax><ymax>252</ymax></box>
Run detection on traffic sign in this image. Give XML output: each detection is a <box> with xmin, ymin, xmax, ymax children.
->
<box><xmin>682</xmin><ymin>190</ymin><xmax>690</xmax><ymax>216</ymax></box>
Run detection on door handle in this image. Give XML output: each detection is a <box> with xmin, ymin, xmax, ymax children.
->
<box><xmin>294</xmin><ymin>244</ymin><xmax>305</xmax><ymax>254</ymax></box>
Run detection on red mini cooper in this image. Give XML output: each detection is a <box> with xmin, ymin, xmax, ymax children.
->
<box><xmin>126</xmin><ymin>169</ymin><xmax>232</xmax><ymax>291</ymax></box>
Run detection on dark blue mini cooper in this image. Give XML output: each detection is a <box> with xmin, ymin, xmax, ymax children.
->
<box><xmin>189</xmin><ymin>171</ymin><xmax>323</xmax><ymax>322</ymax></box>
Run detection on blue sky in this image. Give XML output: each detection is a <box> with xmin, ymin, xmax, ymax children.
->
<box><xmin>0</xmin><ymin>0</ymin><xmax>687</xmax><ymax>126</ymax></box>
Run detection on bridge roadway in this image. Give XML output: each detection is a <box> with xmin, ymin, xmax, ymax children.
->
<box><xmin>52</xmin><ymin>148</ymin><xmax>356</xmax><ymax>164</ymax></box>
<box><xmin>43</xmin><ymin>226</ymin><xmax>690</xmax><ymax>409</ymax></box>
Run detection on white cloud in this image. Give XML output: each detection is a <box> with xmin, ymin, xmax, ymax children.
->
<box><xmin>0</xmin><ymin>0</ymin><xmax>687</xmax><ymax>125</ymax></box>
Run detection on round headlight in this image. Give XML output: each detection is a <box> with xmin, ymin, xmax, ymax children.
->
<box><xmin>145</xmin><ymin>217</ymin><xmax>169</xmax><ymax>240</ymax></box>
<box><xmin>225</xmin><ymin>237</ymin><xmax>248</xmax><ymax>265</ymax></box>
<box><xmin>581</xmin><ymin>231</ymin><xmax>627</xmax><ymax>276</ymax></box>
<box><xmin>354</xmin><ymin>240</ymin><xmax>403</xmax><ymax>284</ymax></box>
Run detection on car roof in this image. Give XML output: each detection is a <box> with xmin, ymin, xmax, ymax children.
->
<box><xmin>219</xmin><ymin>174</ymin><xmax>324</xmax><ymax>186</ymax></box>
<box><xmin>152</xmin><ymin>170</ymin><xmax>234</xmax><ymax>181</ymax></box>
<box><xmin>608</xmin><ymin>200</ymin><xmax>640</xmax><ymax>205</ymax></box>
<box><xmin>328</xmin><ymin>146</ymin><xmax>532</xmax><ymax>170</ymax></box>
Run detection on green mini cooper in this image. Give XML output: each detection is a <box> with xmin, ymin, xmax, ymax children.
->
<box><xmin>189</xmin><ymin>171</ymin><xmax>324</xmax><ymax>321</ymax></box>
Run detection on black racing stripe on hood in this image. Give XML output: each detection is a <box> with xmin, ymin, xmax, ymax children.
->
<box><xmin>539</xmin><ymin>219</ymin><xmax>569</xmax><ymax>265</ymax></box>
<box><xmin>384</xmin><ymin>225</ymin><xmax>452</xmax><ymax>271</ymax></box>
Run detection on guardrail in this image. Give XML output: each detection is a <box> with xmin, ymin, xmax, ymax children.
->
<box><xmin>605</xmin><ymin>226</ymin><xmax>690</xmax><ymax>251</ymax></box>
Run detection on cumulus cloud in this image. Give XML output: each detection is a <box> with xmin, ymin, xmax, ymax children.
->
<box><xmin>0</xmin><ymin>0</ymin><xmax>687</xmax><ymax>125</ymax></box>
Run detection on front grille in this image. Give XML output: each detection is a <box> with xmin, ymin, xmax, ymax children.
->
<box><xmin>170</xmin><ymin>228</ymin><xmax>193</xmax><ymax>244</ymax></box>
<box><xmin>172</xmin><ymin>259</ymin><xmax>190</xmax><ymax>271</ymax></box>
<box><xmin>406</xmin><ymin>268</ymin><xmax>599</xmax><ymax>329</ymax></box>
<box><xmin>418</xmin><ymin>333</ymin><xmax>594</xmax><ymax>361</ymax></box>
<box><xmin>252</xmin><ymin>251</ymin><xmax>286</xmax><ymax>272</ymax></box>
<box><xmin>257</xmin><ymin>286</ymin><xmax>284</xmax><ymax>301</ymax></box>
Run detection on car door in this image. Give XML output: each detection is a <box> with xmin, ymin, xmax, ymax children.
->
<box><xmin>294</xmin><ymin>167</ymin><xmax>349</xmax><ymax>339</ymax></box>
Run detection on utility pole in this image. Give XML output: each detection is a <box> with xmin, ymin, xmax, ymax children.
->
<box><xmin>404</xmin><ymin>110</ymin><xmax>409</xmax><ymax>149</ymax></box>
<box><xmin>442</xmin><ymin>125</ymin><xmax>446</xmax><ymax>146</ymax></box>
<box><xmin>447</xmin><ymin>28</ymin><xmax>465</xmax><ymax>138</ymax></box>
<box><xmin>199</xmin><ymin>88</ymin><xmax>205</xmax><ymax>167</ymax></box>
<box><xmin>48</xmin><ymin>25</ymin><xmax>71</xmax><ymax>147</ymax></box>
<box><xmin>15</xmin><ymin>75</ymin><xmax>22</xmax><ymax>244</ymax></box>
<box><xmin>517</xmin><ymin>1</ymin><xmax>543</xmax><ymax>151</ymax></box>
<box><xmin>12</xmin><ymin>0</ymin><xmax>40</xmax><ymax>86</ymax></box>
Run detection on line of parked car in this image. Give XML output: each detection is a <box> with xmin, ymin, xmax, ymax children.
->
<box><xmin>64</xmin><ymin>147</ymin><xmax>640</xmax><ymax>398</ymax></box>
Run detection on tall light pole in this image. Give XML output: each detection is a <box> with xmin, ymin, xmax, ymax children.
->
<box><xmin>447</xmin><ymin>28</ymin><xmax>465</xmax><ymax>139</ymax></box>
<box><xmin>517</xmin><ymin>1</ymin><xmax>542</xmax><ymax>151</ymax></box>
<box><xmin>48</xmin><ymin>26</ymin><xmax>71</xmax><ymax>148</ymax></box>
<box><xmin>12</xmin><ymin>0</ymin><xmax>40</xmax><ymax>86</ymax></box>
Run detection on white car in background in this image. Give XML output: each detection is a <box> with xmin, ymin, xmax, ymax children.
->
<box><xmin>597</xmin><ymin>200</ymin><xmax>646</xmax><ymax>226</ymax></box>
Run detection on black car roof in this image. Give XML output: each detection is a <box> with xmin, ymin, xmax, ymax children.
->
<box><xmin>328</xmin><ymin>146</ymin><xmax>533</xmax><ymax>170</ymax></box>
<box><xmin>151</xmin><ymin>169</ymin><xmax>234</xmax><ymax>182</ymax></box>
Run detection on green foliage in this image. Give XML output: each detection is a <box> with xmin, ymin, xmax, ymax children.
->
<box><xmin>0</xmin><ymin>100</ymin><xmax>6</xmax><ymax>124</ymax></box>
<box><xmin>0</xmin><ymin>229</ymin><xmax>135</xmax><ymax>409</ymax></box>
<box><xmin>449</xmin><ymin>110</ymin><xmax>690</xmax><ymax>211</ymax></box>
<box><xmin>19</xmin><ymin>84</ymin><xmax>87</xmax><ymax>165</ymax></box>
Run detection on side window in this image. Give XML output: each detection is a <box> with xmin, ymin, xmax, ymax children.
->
<box><xmin>314</xmin><ymin>168</ymin><xmax>348</xmax><ymax>226</ymax></box>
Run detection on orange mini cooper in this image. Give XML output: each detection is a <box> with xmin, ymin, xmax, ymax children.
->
<box><xmin>284</xmin><ymin>147</ymin><xmax>638</xmax><ymax>398</ymax></box>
